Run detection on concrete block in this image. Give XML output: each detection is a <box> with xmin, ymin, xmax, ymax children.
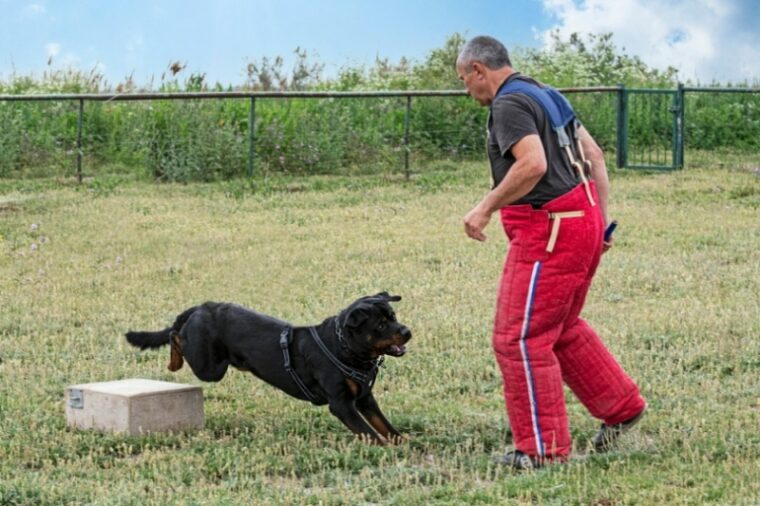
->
<box><xmin>65</xmin><ymin>378</ymin><xmax>204</xmax><ymax>436</ymax></box>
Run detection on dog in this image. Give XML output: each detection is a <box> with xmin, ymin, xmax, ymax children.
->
<box><xmin>125</xmin><ymin>292</ymin><xmax>411</xmax><ymax>444</ymax></box>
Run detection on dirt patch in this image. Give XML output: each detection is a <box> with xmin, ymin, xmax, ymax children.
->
<box><xmin>0</xmin><ymin>201</ymin><xmax>23</xmax><ymax>213</ymax></box>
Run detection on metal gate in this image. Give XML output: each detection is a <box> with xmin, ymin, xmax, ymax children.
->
<box><xmin>616</xmin><ymin>85</ymin><xmax>684</xmax><ymax>170</ymax></box>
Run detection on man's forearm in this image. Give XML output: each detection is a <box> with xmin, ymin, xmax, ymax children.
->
<box><xmin>479</xmin><ymin>154</ymin><xmax>546</xmax><ymax>214</ymax></box>
<box><xmin>588</xmin><ymin>151</ymin><xmax>610</xmax><ymax>225</ymax></box>
<box><xmin>578</xmin><ymin>126</ymin><xmax>610</xmax><ymax>225</ymax></box>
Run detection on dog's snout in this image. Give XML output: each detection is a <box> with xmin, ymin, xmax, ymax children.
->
<box><xmin>400</xmin><ymin>327</ymin><xmax>412</xmax><ymax>341</ymax></box>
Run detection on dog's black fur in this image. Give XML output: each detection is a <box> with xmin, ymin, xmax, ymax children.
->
<box><xmin>125</xmin><ymin>292</ymin><xmax>411</xmax><ymax>444</ymax></box>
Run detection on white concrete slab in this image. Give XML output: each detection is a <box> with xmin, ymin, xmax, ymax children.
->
<box><xmin>65</xmin><ymin>378</ymin><xmax>204</xmax><ymax>436</ymax></box>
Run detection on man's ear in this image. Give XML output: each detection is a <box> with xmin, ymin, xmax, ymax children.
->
<box><xmin>471</xmin><ymin>61</ymin><xmax>487</xmax><ymax>79</ymax></box>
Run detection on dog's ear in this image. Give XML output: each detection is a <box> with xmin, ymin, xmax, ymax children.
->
<box><xmin>344</xmin><ymin>306</ymin><xmax>369</xmax><ymax>329</ymax></box>
<box><xmin>373</xmin><ymin>291</ymin><xmax>401</xmax><ymax>302</ymax></box>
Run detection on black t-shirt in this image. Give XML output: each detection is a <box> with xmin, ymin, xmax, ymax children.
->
<box><xmin>487</xmin><ymin>74</ymin><xmax>580</xmax><ymax>207</ymax></box>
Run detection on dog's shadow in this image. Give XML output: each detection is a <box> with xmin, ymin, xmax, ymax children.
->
<box><xmin>204</xmin><ymin>407</ymin><xmax>362</xmax><ymax>441</ymax></box>
<box><xmin>204</xmin><ymin>407</ymin><xmax>508</xmax><ymax>455</ymax></box>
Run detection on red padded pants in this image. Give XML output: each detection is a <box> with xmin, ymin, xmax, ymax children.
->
<box><xmin>493</xmin><ymin>182</ymin><xmax>645</xmax><ymax>459</ymax></box>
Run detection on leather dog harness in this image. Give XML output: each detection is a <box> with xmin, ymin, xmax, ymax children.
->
<box><xmin>279</xmin><ymin>324</ymin><xmax>384</xmax><ymax>404</ymax></box>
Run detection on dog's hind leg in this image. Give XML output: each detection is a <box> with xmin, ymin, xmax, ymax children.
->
<box><xmin>180</xmin><ymin>323</ymin><xmax>230</xmax><ymax>382</ymax></box>
<box><xmin>356</xmin><ymin>394</ymin><xmax>403</xmax><ymax>443</ymax></box>
<box><xmin>167</xmin><ymin>331</ymin><xmax>184</xmax><ymax>372</ymax></box>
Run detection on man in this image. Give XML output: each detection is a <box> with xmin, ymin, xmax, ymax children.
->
<box><xmin>457</xmin><ymin>36</ymin><xmax>646</xmax><ymax>469</ymax></box>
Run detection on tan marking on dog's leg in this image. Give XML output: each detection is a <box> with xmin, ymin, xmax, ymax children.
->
<box><xmin>345</xmin><ymin>378</ymin><xmax>360</xmax><ymax>397</ymax></box>
<box><xmin>167</xmin><ymin>332</ymin><xmax>184</xmax><ymax>372</ymax></box>
<box><xmin>367</xmin><ymin>414</ymin><xmax>394</xmax><ymax>441</ymax></box>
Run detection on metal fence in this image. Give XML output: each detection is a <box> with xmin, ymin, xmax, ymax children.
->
<box><xmin>0</xmin><ymin>90</ymin><xmax>476</xmax><ymax>182</ymax></box>
<box><xmin>1</xmin><ymin>85</ymin><xmax>759</xmax><ymax>181</ymax></box>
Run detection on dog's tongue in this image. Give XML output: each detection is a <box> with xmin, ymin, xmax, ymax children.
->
<box><xmin>389</xmin><ymin>345</ymin><xmax>407</xmax><ymax>356</ymax></box>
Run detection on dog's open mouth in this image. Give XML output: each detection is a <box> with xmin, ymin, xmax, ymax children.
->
<box><xmin>386</xmin><ymin>344</ymin><xmax>407</xmax><ymax>357</ymax></box>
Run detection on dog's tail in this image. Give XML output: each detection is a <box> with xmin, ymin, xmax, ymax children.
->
<box><xmin>125</xmin><ymin>306</ymin><xmax>199</xmax><ymax>350</ymax></box>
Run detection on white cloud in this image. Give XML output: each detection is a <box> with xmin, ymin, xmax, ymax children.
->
<box><xmin>24</xmin><ymin>3</ymin><xmax>46</xmax><ymax>15</ymax></box>
<box><xmin>45</xmin><ymin>43</ymin><xmax>82</xmax><ymax>68</ymax></box>
<box><xmin>94</xmin><ymin>62</ymin><xmax>107</xmax><ymax>73</ymax></box>
<box><xmin>541</xmin><ymin>0</ymin><xmax>760</xmax><ymax>84</ymax></box>
<box><xmin>46</xmin><ymin>42</ymin><xmax>60</xmax><ymax>59</ymax></box>
<box><xmin>59</xmin><ymin>52</ymin><xmax>81</xmax><ymax>68</ymax></box>
<box><xmin>126</xmin><ymin>33</ymin><xmax>144</xmax><ymax>53</ymax></box>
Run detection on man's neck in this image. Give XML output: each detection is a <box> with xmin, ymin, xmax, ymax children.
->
<box><xmin>488</xmin><ymin>67</ymin><xmax>515</xmax><ymax>101</ymax></box>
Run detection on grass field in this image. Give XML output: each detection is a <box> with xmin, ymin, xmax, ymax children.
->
<box><xmin>0</xmin><ymin>163</ymin><xmax>758</xmax><ymax>505</ymax></box>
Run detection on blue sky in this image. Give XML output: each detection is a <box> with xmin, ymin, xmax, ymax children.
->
<box><xmin>1</xmin><ymin>0</ymin><xmax>759</xmax><ymax>87</ymax></box>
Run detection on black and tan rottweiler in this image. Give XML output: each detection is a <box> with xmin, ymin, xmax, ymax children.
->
<box><xmin>125</xmin><ymin>292</ymin><xmax>411</xmax><ymax>444</ymax></box>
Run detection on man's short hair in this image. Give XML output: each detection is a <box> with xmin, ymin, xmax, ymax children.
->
<box><xmin>457</xmin><ymin>36</ymin><xmax>511</xmax><ymax>71</ymax></box>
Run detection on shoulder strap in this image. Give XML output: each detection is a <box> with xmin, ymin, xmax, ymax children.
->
<box><xmin>495</xmin><ymin>77</ymin><xmax>577</xmax><ymax>147</ymax></box>
<box><xmin>495</xmin><ymin>76</ymin><xmax>597</xmax><ymax>205</ymax></box>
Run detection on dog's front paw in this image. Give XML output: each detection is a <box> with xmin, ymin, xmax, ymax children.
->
<box><xmin>387</xmin><ymin>433</ymin><xmax>409</xmax><ymax>445</ymax></box>
<box><xmin>357</xmin><ymin>433</ymin><xmax>388</xmax><ymax>446</ymax></box>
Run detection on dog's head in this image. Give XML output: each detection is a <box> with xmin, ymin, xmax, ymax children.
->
<box><xmin>339</xmin><ymin>292</ymin><xmax>411</xmax><ymax>359</ymax></box>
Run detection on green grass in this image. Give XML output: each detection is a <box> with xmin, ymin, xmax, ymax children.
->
<box><xmin>1</xmin><ymin>163</ymin><xmax>758</xmax><ymax>505</ymax></box>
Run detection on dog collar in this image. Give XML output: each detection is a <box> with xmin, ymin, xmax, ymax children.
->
<box><xmin>308</xmin><ymin>327</ymin><xmax>382</xmax><ymax>385</ymax></box>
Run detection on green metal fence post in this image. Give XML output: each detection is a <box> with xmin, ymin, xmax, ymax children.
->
<box><xmin>616</xmin><ymin>84</ymin><xmax>628</xmax><ymax>168</ymax></box>
<box><xmin>76</xmin><ymin>98</ymin><xmax>84</xmax><ymax>183</ymax></box>
<box><xmin>248</xmin><ymin>96</ymin><xmax>256</xmax><ymax>177</ymax></box>
<box><xmin>403</xmin><ymin>95</ymin><xmax>412</xmax><ymax>179</ymax></box>
<box><xmin>676</xmin><ymin>83</ymin><xmax>685</xmax><ymax>168</ymax></box>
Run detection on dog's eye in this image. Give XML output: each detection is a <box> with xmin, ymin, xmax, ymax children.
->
<box><xmin>377</xmin><ymin>322</ymin><xmax>386</xmax><ymax>331</ymax></box>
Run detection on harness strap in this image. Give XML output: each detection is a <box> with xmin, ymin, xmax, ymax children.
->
<box><xmin>279</xmin><ymin>326</ymin><xmax>383</xmax><ymax>403</ymax></box>
<box><xmin>546</xmin><ymin>211</ymin><xmax>585</xmax><ymax>253</ymax></box>
<box><xmin>279</xmin><ymin>327</ymin><xmax>319</xmax><ymax>403</ymax></box>
<box><xmin>309</xmin><ymin>327</ymin><xmax>378</xmax><ymax>385</ymax></box>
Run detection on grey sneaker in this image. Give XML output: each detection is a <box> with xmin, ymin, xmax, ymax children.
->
<box><xmin>593</xmin><ymin>405</ymin><xmax>647</xmax><ymax>452</ymax></box>
<box><xmin>495</xmin><ymin>450</ymin><xmax>543</xmax><ymax>470</ymax></box>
